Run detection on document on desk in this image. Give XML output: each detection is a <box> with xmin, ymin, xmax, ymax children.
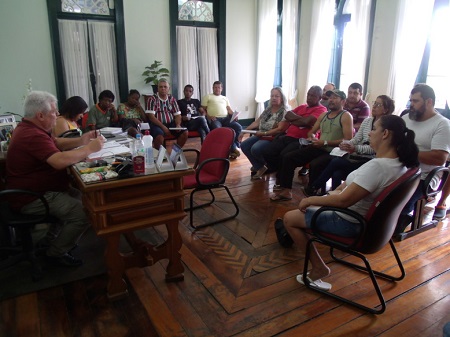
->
<box><xmin>87</xmin><ymin>140</ymin><xmax>130</xmax><ymax>159</ymax></box>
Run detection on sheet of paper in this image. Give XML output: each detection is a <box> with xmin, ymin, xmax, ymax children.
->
<box><xmin>169</xmin><ymin>127</ymin><xmax>187</xmax><ymax>131</ymax></box>
<box><xmin>241</xmin><ymin>130</ymin><xmax>257</xmax><ymax>134</ymax></box>
<box><xmin>231</xmin><ymin>110</ymin><xmax>240</xmax><ymax>121</ymax></box>
<box><xmin>330</xmin><ymin>147</ymin><xmax>348</xmax><ymax>157</ymax></box>
<box><xmin>100</xmin><ymin>127</ymin><xmax>123</xmax><ymax>134</ymax></box>
<box><xmin>87</xmin><ymin>142</ymin><xmax>131</xmax><ymax>159</ymax></box>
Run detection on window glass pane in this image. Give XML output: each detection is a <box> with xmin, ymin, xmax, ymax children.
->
<box><xmin>178</xmin><ymin>0</ymin><xmax>214</xmax><ymax>22</ymax></box>
<box><xmin>426</xmin><ymin>6</ymin><xmax>450</xmax><ymax>109</ymax></box>
<box><xmin>61</xmin><ymin>0</ymin><xmax>110</xmax><ymax>15</ymax></box>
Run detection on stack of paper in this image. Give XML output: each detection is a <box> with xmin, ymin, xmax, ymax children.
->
<box><xmin>87</xmin><ymin>140</ymin><xmax>130</xmax><ymax>159</ymax></box>
<box><xmin>100</xmin><ymin>127</ymin><xmax>123</xmax><ymax>134</ymax></box>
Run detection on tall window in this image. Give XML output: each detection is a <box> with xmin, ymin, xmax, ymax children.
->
<box><xmin>329</xmin><ymin>0</ymin><xmax>373</xmax><ymax>92</ymax></box>
<box><xmin>418</xmin><ymin>0</ymin><xmax>450</xmax><ymax>109</ymax></box>
<box><xmin>170</xmin><ymin>0</ymin><xmax>224</xmax><ymax>99</ymax></box>
<box><xmin>47</xmin><ymin>0</ymin><xmax>128</xmax><ymax>105</ymax></box>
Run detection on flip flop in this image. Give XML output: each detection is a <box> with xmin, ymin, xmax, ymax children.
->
<box><xmin>296</xmin><ymin>274</ymin><xmax>332</xmax><ymax>291</ymax></box>
<box><xmin>270</xmin><ymin>194</ymin><xmax>292</xmax><ymax>202</ymax></box>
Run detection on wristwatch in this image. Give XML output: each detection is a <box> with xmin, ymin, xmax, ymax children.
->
<box><xmin>324</xmin><ymin>140</ymin><xmax>328</xmax><ymax>146</ymax></box>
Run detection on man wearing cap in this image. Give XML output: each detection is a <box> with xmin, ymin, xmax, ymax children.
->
<box><xmin>270</xmin><ymin>89</ymin><xmax>353</xmax><ymax>201</ymax></box>
<box><xmin>344</xmin><ymin>82</ymin><xmax>370</xmax><ymax>131</ymax></box>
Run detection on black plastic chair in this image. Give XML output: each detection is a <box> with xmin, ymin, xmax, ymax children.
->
<box><xmin>0</xmin><ymin>189</ymin><xmax>55</xmax><ymax>281</ymax></box>
<box><xmin>302</xmin><ymin>167</ymin><xmax>421</xmax><ymax>314</ymax></box>
<box><xmin>395</xmin><ymin>166</ymin><xmax>449</xmax><ymax>241</ymax></box>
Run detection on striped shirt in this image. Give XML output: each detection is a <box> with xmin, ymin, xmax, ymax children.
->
<box><xmin>146</xmin><ymin>94</ymin><xmax>181</xmax><ymax>125</ymax></box>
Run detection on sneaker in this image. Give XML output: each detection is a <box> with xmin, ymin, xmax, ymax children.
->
<box><xmin>433</xmin><ymin>206</ymin><xmax>447</xmax><ymax>220</ymax></box>
<box><xmin>302</xmin><ymin>186</ymin><xmax>318</xmax><ymax>197</ymax></box>
<box><xmin>252</xmin><ymin>166</ymin><xmax>268</xmax><ymax>180</ymax></box>
<box><xmin>45</xmin><ymin>253</ymin><xmax>83</xmax><ymax>267</ymax></box>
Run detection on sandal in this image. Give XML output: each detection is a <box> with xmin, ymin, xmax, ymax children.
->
<box><xmin>433</xmin><ymin>205</ymin><xmax>447</xmax><ymax>220</ymax></box>
<box><xmin>270</xmin><ymin>194</ymin><xmax>292</xmax><ymax>202</ymax></box>
<box><xmin>296</xmin><ymin>274</ymin><xmax>332</xmax><ymax>291</ymax></box>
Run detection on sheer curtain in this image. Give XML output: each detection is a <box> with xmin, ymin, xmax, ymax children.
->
<box><xmin>304</xmin><ymin>0</ymin><xmax>335</xmax><ymax>95</ymax></box>
<box><xmin>255</xmin><ymin>0</ymin><xmax>278</xmax><ymax>117</ymax></box>
<box><xmin>389</xmin><ymin>0</ymin><xmax>434</xmax><ymax>113</ymax></box>
<box><xmin>88</xmin><ymin>21</ymin><xmax>120</xmax><ymax>104</ymax></box>
<box><xmin>177</xmin><ymin>26</ymin><xmax>199</xmax><ymax>98</ymax></box>
<box><xmin>281</xmin><ymin>0</ymin><xmax>299</xmax><ymax>102</ymax></box>
<box><xmin>176</xmin><ymin>26</ymin><xmax>218</xmax><ymax>99</ymax></box>
<box><xmin>340</xmin><ymin>0</ymin><xmax>371</xmax><ymax>91</ymax></box>
<box><xmin>197</xmin><ymin>27</ymin><xmax>219</xmax><ymax>99</ymax></box>
<box><xmin>58</xmin><ymin>19</ymin><xmax>92</xmax><ymax>104</ymax></box>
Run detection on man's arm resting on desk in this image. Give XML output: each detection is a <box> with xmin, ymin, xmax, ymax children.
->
<box><xmin>56</xmin><ymin>130</ymin><xmax>98</xmax><ymax>151</ymax></box>
<box><xmin>48</xmin><ymin>138</ymin><xmax>105</xmax><ymax>170</ymax></box>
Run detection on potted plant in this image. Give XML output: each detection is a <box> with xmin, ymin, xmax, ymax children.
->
<box><xmin>142</xmin><ymin>61</ymin><xmax>170</xmax><ymax>93</ymax></box>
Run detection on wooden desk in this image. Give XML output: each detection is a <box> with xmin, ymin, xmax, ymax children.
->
<box><xmin>71</xmin><ymin>168</ymin><xmax>193</xmax><ymax>299</ymax></box>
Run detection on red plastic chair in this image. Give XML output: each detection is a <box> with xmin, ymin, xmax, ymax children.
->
<box><xmin>302</xmin><ymin>166</ymin><xmax>421</xmax><ymax>314</ymax></box>
<box><xmin>183</xmin><ymin>128</ymin><xmax>239</xmax><ymax>229</ymax></box>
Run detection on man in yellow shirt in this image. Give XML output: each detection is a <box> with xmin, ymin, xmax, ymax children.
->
<box><xmin>201</xmin><ymin>81</ymin><xmax>242</xmax><ymax>158</ymax></box>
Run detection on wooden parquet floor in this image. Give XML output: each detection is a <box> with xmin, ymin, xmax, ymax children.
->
<box><xmin>127</xmin><ymin>145</ymin><xmax>450</xmax><ymax>337</ymax></box>
<box><xmin>1</xmin><ymin>138</ymin><xmax>449</xmax><ymax>337</ymax></box>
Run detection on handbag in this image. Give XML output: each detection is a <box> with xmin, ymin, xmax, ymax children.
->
<box><xmin>274</xmin><ymin>218</ymin><xmax>293</xmax><ymax>248</ymax></box>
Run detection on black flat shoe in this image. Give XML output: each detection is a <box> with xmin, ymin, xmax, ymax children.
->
<box><xmin>45</xmin><ymin>253</ymin><xmax>83</xmax><ymax>267</ymax></box>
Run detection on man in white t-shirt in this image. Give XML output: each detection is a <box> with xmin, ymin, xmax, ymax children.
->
<box><xmin>201</xmin><ymin>81</ymin><xmax>242</xmax><ymax>159</ymax></box>
<box><xmin>395</xmin><ymin>84</ymin><xmax>450</xmax><ymax>234</ymax></box>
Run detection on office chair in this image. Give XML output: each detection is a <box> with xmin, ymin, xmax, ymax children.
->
<box><xmin>183</xmin><ymin>127</ymin><xmax>239</xmax><ymax>229</ymax></box>
<box><xmin>302</xmin><ymin>167</ymin><xmax>421</xmax><ymax>314</ymax></box>
<box><xmin>0</xmin><ymin>189</ymin><xmax>56</xmax><ymax>281</ymax></box>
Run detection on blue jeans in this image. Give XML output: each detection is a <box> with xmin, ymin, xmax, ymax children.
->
<box><xmin>311</xmin><ymin>156</ymin><xmax>365</xmax><ymax>191</ymax></box>
<box><xmin>208</xmin><ymin>117</ymin><xmax>242</xmax><ymax>151</ymax></box>
<box><xmin>185</xmin><ymin>116</ymin><xmax>210</xmax><ymax>141</ymax></box>
<box><xmin>241</xmin><ymin>136</ymin><xmax>272</xmax><ymax>170</ymax></box>
<box><xmin>305</xmin><ymin>207</ymin><xmax>361</xmax><ymax>238</ymax></box>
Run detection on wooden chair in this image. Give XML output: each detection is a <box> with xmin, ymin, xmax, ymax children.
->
<box><xmin>395</xmin><ymin>166</ymin><xmax>449</xmax><ymax>241</ymax></box>
<box><xmin>302</xmin><ymin>167</ymin><xmax>421</xmax><ymax>314</ymax></box>
<box><xmin>183</xmin><ymin>128</ymin><xmax>239</xmax><ymax>229</ymax></box>
<box><xmin>0</xmin><ymin>189</ymin><xmax>57</xmax><ymax>281</ymax></box>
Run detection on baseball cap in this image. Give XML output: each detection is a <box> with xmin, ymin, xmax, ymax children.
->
<box><xmin>326</xmin><ymin>89</ymin><xmax>346</xmax><ymax>100</ymax></box>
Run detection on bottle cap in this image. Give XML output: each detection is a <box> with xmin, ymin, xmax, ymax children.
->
<box><xmin>145</xmin><ymin>130</ymin><xmax>150</xmax><ymax>135</ymax></box>
<box><xmin>136</xmin><ymin>134</ymin><xmax>141</xmax><ymax>139</ymax></box>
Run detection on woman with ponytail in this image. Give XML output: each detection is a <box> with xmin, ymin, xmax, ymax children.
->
<box><xmin>282</xmin><ymin>115</ymin><xmax>419</xmax><ymax>291</ymax></box>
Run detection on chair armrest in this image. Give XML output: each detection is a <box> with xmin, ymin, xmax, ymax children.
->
<box><xmin>196</xmin><ymin>158</ymin><xmax>230</xmax><ymax>186</ymax></box>
<box><xmin>422</xmin><ymin>166</ymin><xmax>449</xmax><ymax>198</ymax></box>
<box><xmin>182</xmin><ymin>148</ymin><xmax>200</xmax><ymax>169</ymax></box>
<box><xmin>310</xmin><ymin>206</ymin><xmax>367</xmax><ymax>248</ymax></box>
<box><xmin>0</xmin><ymin>189</ymin><xmax>51</xmax><ymax>225</ymax></box>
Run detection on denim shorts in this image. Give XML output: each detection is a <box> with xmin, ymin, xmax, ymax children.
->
<box><xmin>305</xmin><ymin>208</ymin><xmax>361</xmax><ymax>238</ymax></box>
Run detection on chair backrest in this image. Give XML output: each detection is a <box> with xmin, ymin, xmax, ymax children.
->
<box><xmin>357</xmin><ymin>166</ymin><xmax>421</xmax><ymax>253</ymax></box>
<box><xmin>198</xmin><ymin>127</ymin><xmax>234</xmax><ymax>177</ymax></box>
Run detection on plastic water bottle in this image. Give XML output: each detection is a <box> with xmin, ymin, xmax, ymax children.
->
<box><xmin>133</xmin><ymin>134</ymin><xmax>145</xmax><ymax>175</ymax></box>
<box><xmin>142</xmin><ymin>130</ymin><xmax>154</xmax><ymax>171</ymax></box>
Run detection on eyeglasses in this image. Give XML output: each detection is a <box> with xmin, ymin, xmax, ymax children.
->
<box><xmin>372</xmin><ymin>102</ymin><xmax>384</xmax><ymax>108</ymax></box>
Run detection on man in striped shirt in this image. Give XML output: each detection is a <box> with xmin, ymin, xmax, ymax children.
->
<box><xmin>145</xmin><ymin>79</ymin><xmax>188</xmax><ymax>149</ymax></box>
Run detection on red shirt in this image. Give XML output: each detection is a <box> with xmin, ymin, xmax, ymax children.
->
<box><xmin>6</xmin><ymin>119</ymin><xmax>69</xmax><ymax>208</ymax></box>
<box><xmin>285</xmin><ymin>104</ymin><xmax>327</xmax><ymax>138</ymax></box>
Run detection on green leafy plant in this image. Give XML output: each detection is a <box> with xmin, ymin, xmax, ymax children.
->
<box><xmin>142</xmin><ymin>61</ymin><xmax>170</xmax><ymax>86</ymax></box>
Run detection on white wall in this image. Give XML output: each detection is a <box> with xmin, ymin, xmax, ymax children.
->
<box><xmin>225</xmin><ymin>0</ymin><xmax>257</xmax><ymax>118</ymax></box>
<box><xmin>0</xmin><ymin>0</ymin><xmax>408</xmax><ymax>120</ymax></box>
<box><xmin>123</xmin><ymin>0</ymin><xmax>171</xmax><ymax>97</ymax></box>
<box><xmin>0</xmin><ymin>0</ymin><xmax>56</xmax><ymax>117</ymax></box>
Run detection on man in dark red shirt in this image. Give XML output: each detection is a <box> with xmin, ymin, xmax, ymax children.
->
<box><xmin>6</xmin><ymin>91</ymin><xmax>104</xmax><ymax>267</ymax></box>
<box><xmin>343</xmin><ymin>82</ymin><xmax>370</xmax><ymax>131</ymax></box>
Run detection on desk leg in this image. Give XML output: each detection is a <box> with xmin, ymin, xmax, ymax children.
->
<box><xmin>164</xmin><ymin>220</ymin><xmax>184</xmax><ymax>282</ymax></box>
<box><xmin>105</xmin><ymin>234</ymin><xmax>128</xmax><ymax>300</ymax></box>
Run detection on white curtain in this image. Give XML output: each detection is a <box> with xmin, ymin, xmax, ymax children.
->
<box><xmin>197</xmin><ymin>28</ymin><xmax>219</xmax><ymax>100</ymax></box>
<box><xmin>58</xmin><ymin>19</ymin><xmax>92</xmax><ymax>104</ymax></box>
<box><xmin>389</xmin><ymin>0</ymin><xmax>434</xmax><ymax>113</ymax></box>
<box><xmin>340</xmin><ymin>0</ymin><xmax>371</xmax><ymax>91</ymax></box>
<box><xmin>176</xmin><ymin>26</ymin><xmax>218</xmax><ymax>100</ymax></box>
<box><xmin>304</xmin><ymin>0</ymin><xmax>335</xmax><ymax>95</ymax></box>
<box><xmin>176</xmin><ymin>26</ymin><xmax>199</xmax><ymax>98</ymax></box>
<box><xmin>282</xmin><ymin>0</ymin><xmax>299</xmax><ymax>101</ymax></box>
<box><xmin>88</xmin><ymin>21</ymin><xmax>120</xmax><ymax>105</ymax></box>
<box><xmin>255</xmin><ymin>0</ymin><xmax>278</xmax><ymax>117</ymax></box>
